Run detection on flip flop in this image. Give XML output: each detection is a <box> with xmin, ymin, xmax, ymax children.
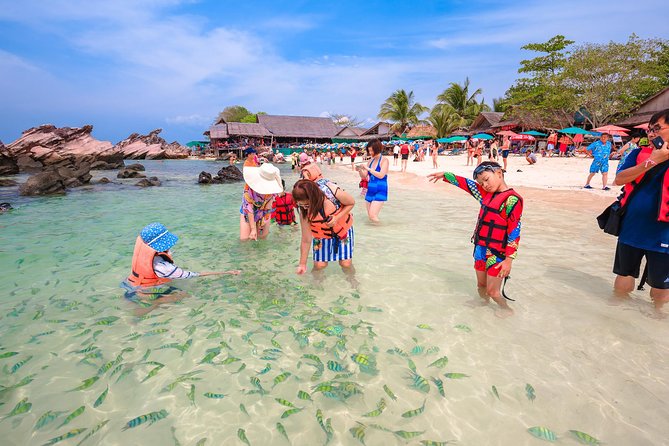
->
<box><xmin>583</xmin><ymin>185</ymin><xmax>593</xmax><ymax>189</ymax></box>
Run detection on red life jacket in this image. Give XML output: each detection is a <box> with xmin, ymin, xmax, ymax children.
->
<box><xmin>472</xmin><ymin>189</ymin><xmax>522</xmax><ymax>257</ymax></box>
<box><xmin>619</xmin><ymin>146</ymin><xmax>669</xmax><ymax>222</ymax></box>
<box><xmin>274</xmin><ymin>193</ymin><xmax>296</xmax><ymax>225</ymax></box>
<box><xmin>126</xmin><ymin>237</ymin><xmax>173</xmax><ymax>288</ymax></box>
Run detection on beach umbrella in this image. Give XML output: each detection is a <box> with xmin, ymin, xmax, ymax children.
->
<box><xmin>511</xmin><ymin>134</ymin><xmax>535</xmax><ymax>141</ymax></box>
<box><xmin>496</xmin><ymin>130</ymin><xmax>519</xmax><ymax>137</ymax></box>
<box><xmin>593</xmin><ymin>125</ymin><xmax>629</xmax><ymax>133</ymax></box>
<box><xmin>558</xmin><ymin>127</ymin><xmax>592</xmax><ymax>135</ymax></box>
<box><xmin>471</xmin><ymin>133</ymin><xmax>493</xmax><ymax>140</ymax></box>
<box><xmin>520</xmin><ymin>130</ymin><xmax>547</xmax><ymax>137</ymax></box>
<box><xmin>437</xmin><ymin>136</ymin><xmax>467</xmax><ymax>143</ymax></box>
<box><xmin>634</xmin><ymin>123</ymin><xmax>649</xmax><ymax>130</ymax></box>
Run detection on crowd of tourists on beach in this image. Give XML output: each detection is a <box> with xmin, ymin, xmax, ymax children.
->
<box><xmin>121</xmin><ymin>109</ymin><xmax>669</xmax><ymax>318</ymax></box>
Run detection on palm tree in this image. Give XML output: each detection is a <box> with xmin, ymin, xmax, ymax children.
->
<box><xmin>428</xmin><ymin>105</ymin><xmax>466</xmax><ymax>138</ymax></box>
<box><xmin>378</xmin><ymin>89</ymin><xmax>429</xmax><ymax>133</ymax></box>
<box><xmin>436</xmin><ymin>78</ymin><xmax>489</xmax><ymax>124</ymax></box>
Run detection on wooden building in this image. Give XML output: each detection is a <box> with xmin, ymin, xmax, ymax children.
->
<box><xmin>616</xmin><ymin>87</ymin><xmax>669</xmax><ymax>127</ymax></box>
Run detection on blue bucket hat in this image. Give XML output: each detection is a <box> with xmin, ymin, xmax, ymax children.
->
<box><xmin>243</xmin><ymin>147</ymin><xmax>257</xmax><ymax>155</ymax></box>
<box><xmin>140</xmin><ymin>222</ymin><xmax>178</xmax><ymax>252</ymax></box>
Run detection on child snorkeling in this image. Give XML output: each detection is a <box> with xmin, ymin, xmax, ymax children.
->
<box><xmin>122</xmin><ymin>222</ymin><xmax>240</xmax><ymax>314</ymax></box>
<box><xmin>428</xmin><ymin>161</ymin><xmax>523</xmax><ymax>316</ymax></box>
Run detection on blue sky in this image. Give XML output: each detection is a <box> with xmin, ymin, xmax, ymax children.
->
<box><xmin>1</xmin><ymin>0</ymin><xmax>667</xmax><ymax>144</ymax></box>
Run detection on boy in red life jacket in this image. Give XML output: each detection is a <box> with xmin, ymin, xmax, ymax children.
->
<box><xmin>272</xmin><ymin>180</ymin><xmax>297</xmax><ymax>225</ymax></box>
<box><xmin>428</xmin><ymin>161</ymin><xmax>523</xmax><ymax>316</ymax></box>
<box><xmin>123</xmin><ymin>222</ymin><xmax>240</xmax><ymax>313</ymax></box>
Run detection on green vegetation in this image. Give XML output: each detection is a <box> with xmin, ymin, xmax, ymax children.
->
<box><xmin>378</xmin><ymin>89</ymin><xmax>429</xmax><ymax>133</ymax></box>
<box><xmin>216</xmin><ymin>106</ymin><xmax>266</xmax><ymax>124</ymax></box>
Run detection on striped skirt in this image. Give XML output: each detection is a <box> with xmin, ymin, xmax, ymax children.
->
<box><xmin>313</xmin><ymin>227</ymin><xmax>355</xmax><ymax>262</ymax></box>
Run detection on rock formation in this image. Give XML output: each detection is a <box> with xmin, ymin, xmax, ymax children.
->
<box><xmin>136</xmin><ymin>177</ymin><xmax>161</xmax><ymax>187</ymax></box>
<box><xmin>198</xmin><ymin>165</ymin><xmax>244</xmax><ymax>184</ymax></box>
<box><xmin>0</xmin><ymin>141</ymin><xmax>19</xmax><ymax>175</ymax></box>
<box><xmin>6</xmin><ymin>125</ymin><xmax>124</xmax><ymax>171</ymax></box>
<box><xmin>19</xmin><ymin>161</ymin><xmax>93</xmax><ymax>196</ymax></box>
<box><xmin>114</xmin><ymin>129</ymin><xmax>189</xmax><ymax>160</ymax></box>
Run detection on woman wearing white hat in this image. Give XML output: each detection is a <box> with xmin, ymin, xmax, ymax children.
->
<box><xmin>240</xmin><ymin>163</ymin><xmax>283</xmax><ymax>241</ymax></box>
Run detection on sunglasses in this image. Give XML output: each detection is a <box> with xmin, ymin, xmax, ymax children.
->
<box><xmin>473</xmin><ymin>164</ymin><xmax>501</xmax><ymax>179</ymax></box>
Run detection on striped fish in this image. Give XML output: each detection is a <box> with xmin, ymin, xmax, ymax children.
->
<box><xmin>401</xmin><ymin>399</ymin><xmax>426</xmax><ymax>418</ymax></box>
<box><xmin>122</xmin><ymin>409</ymin><xmax>168</xmax><ymax>430</ymax></box>
<box><xmin>276</xmin><ymin>422</ymin><xmax>289</xmax><ymax>442</ymax></box>
<box><xmin>93</xmin><ymin>386</ymin><xmax>109</xmax><ymax>408</ymax></box>
<box><xmin>349</xmin><ymin>422</ymin><xmax>366</xmax><ymax>445</ymax></box>
<box><xmin>58</xmin><ymin>406</ymin><xmax>84</xmax><ymax>428</ymax></box>
<box><xmin>428</xmin><ymin>356</ymin><xmax>449</xmax><ymax>369</ymax></box>
<box><xmin>525</xmin><ymin>383</ymin><xmax>536</xmax><ymax>402</ymax></box>
<box><xmin>568</xmin><ymin>430</ymin><xmax>601</xmax><ymax>445</ymax></box>
<box><xmin>203</xmin><ymin>392</ymin><xmax>227</xmax><ymax>399</ymax></box>
<box><xmin>75</xmin><ymin>420</ymin><xmax>109</xmax><ymax>446</ymax></box>
<box><xmin>43</xmin><ymin>428</ymin><xmax>87</xmax><ymax>446</ymax></box>
<box><xmin>237</xmin><ymin>428</ymin><xmax>251</xmax><ymax>446</ymax></box>
<box><xmin>383</xmin><ymin>384</ymin><xmax>397</xmax><ymax>401</ymax></box>
<box><xmin>35</xmin><ymin>410</ymin><xmax>67</xmax><ymax>430</ymax></box>
<box><xmin>527</xmin><ymin>426</ymin><xmax>558</xmax><ymax>442</ymax></box>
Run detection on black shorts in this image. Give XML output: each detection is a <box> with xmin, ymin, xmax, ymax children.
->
<box><xmin>502</xmin><ymin>150</ymin><xmax>510</xmax><ymax>158</ymax></box>
<box><xmin>401</xmin><ymin>154</ymin><xmax>409</xmax><ymax>160</ymax></box>
<box><xmin>393</xmin><ymin>153</ymin><xmax>399</xmax><ymax>159</ymax></box>
<box><xmin>613</xmin><ymin>241</ymin><xmax>669</xmax><ymax>289</ymax></box>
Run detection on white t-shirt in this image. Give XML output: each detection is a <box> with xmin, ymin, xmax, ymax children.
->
<box><xmin>393</xmin><ymin>145</ymin><xmax>400</xmax><ymax>154</ymax></box>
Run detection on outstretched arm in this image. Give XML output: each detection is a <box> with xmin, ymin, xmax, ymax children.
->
<box><xmin>427</xmin><ymin>171</ymin><xmax>487</xmax><ymax>204</ymax></box>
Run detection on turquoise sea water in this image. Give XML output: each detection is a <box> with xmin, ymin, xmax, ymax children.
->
<box><xmin>0</xmin><ymin>160</ymin><xmax>668</xmax><ymax>445</ymax></box>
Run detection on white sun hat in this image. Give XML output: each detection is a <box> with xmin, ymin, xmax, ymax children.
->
<box><xmin>243</xmin><ymin>163</ymin><xmax>284</xmax><ymax>195</ymax></box>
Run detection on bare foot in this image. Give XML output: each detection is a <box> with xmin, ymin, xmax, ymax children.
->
<box><xmin>495</xmin><ymin>307</ymin><xmax>515</xmax><ymax>318</ymax></box>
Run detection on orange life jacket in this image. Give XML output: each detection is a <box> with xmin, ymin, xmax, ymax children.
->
<box><xmin>619</xmin><ymin>146</ymin><xmax>669</xmax><ymax>222</ymax></box>
<box><xmin>309</xmin><ymin>198</ymin><xmax>354</xmax><ymax>240</ymax></box>
<box><xmin>472</xmin><ymin>189</ymin><xmax>522</xmax><ymax>256</ymax></box>
<box><xmin>300</xmin><ymin>163</ymin><xmax>323</xmax><ymax>181</ymax></box>
<box><xmin>126</xmin><ymin>237</ymin><xmax>173</xmax><ymax>288</ymax></box>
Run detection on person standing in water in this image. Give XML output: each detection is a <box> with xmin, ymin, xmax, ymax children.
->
<box><xmin>357</xmin><ymin>139</ymin><xmax>389</xmax><ymax>222</ymax></box>
<box><xmin>240</xmin><ymin>163</ymin><xmax>283</xmax><ymax>241</ymax></box>
<box><xmin>292</xmin><ymin>179</ymin><xmax>355</xmax><ymax>274</ymax></box>
<box><xmin>428</xmin><ymin>162</ymin><xmax>523</xmax><ymax>316</ymax></box>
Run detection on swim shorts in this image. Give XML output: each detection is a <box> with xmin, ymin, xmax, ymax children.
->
<box><xmin>473</xmin><ymin>245</ymin><xmax>505</xmax><ymax>276</ymax></box>
<box><xmin>590</xmin><ymin>158</ymin><xmax>609</xmax><ymax>173</ymax></box>
<box><xmin>393</xmin><ymin>153</ymin><xmax>399</xmax><ymax>159</ymax></box>
<box><xmin>401</xmin><ymin>154</ymin><xmax>409</xmax><ymax>160</ymax></box>
<box><xmin>613</xmin><ymin>241</ymin><xmax>669</xmax><ymax>289</ymax></box>
<box><xmin>502</xmin><ymin>150</ymin><xmax>510</xmax><ymax>159</ymax></box>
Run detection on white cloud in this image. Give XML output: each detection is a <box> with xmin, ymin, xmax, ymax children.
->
<box><xmin>165</xmin><ymin>114</ymin><xmax>212</xmax><ymax>125</ymax></box>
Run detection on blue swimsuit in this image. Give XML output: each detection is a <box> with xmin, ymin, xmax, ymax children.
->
<box><xmin>365</xmin><ymin>156</ymin><xmax>388</xmax><ymax>202</ymax></box>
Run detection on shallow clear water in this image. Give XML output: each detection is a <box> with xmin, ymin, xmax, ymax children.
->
<box><xmin>0</xmin><ymin>160</ymin><xmax>667</xmax><ymax>445</ymax></box>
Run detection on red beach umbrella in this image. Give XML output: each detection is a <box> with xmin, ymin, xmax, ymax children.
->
<box><xmin>496</xmin><ymin>130</ymin><xmax>519</xmax><ymax>137</ymax></box>
<box><xmin>593</xmin><ymin>125</ymin><xmax>630</xmax><ymax>133</ymax></box>
<box><xmin>634</xmin><ymin>123</ymin><xmax>649</xmax><ymax>130</ymax></box>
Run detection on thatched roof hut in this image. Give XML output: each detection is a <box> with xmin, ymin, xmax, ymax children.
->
<box><xmin>335</xmin><ymin>126</ymin><xmax>367</xmax><ymax>137</ymax></box>
<box><xmin>469</xmin><ymin>112</ymin><xmax>504</xmax><ymax>132</ymax></box>
<box><xmin>257</xmin><ymin>115</ymin><xmax>338</xmax><ymax>139</ymax></box>
<box><xmin>616</xmin><ymin>87</ymin><xmax>669</xmax><ymax>127</ymax></box>
<box><xmin>358</xmin><ymin>122</ymin><xmax>394</xmax><ymax>141</ymax></box>
<box><xmin>208</xmin><ymin>124</ymin><xmax>229</xmax><ymax>139</ymax></box>
<box><xmin>406</xmin><ymin>125</ymin><xmax>437</xmax><ymax>139</ymax></box>
<box><xmin>226</xmin><ymin>122</ymin><xmax>272</xmax><ymax>137</ymax></box>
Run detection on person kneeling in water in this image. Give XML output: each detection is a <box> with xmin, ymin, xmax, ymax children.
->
<box><xmin>292</xmin><ymin>179</ymin><xmax>355</xmax><ymax>274</ymax></box>
<box><xmin>122</xmin><ymin>222</ymin><xmax>240</xmax><ymax>313</ymax></box>
<box><xmin>428</xmin><ymin>162</ymin><xmax>523</xmax><ymax>316</ymax></box>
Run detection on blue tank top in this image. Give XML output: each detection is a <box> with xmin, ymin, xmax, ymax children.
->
<box><xmin>365</xmin><ymin>156</ymin><xmax>388</xmax><ymax>202</ymax></box>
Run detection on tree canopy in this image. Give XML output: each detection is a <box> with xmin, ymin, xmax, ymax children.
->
<box><xmin>378</xmin><ymin>90</ymin><xmax>429</xmax><ymax>132</ymax></box>
<box><xmin>436</xmin><ymin>77</ymin><xmax>489</xmax><ymax>125</ymax></box>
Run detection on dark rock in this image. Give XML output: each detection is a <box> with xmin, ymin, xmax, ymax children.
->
<box><xmin>198</xmin><ymin>171</ymin><xmax>213</xmax><ymax>184</ymax></box>
<box><xmin>117</xmin><ymin>169</ymin><xmax>146</xmax><ymax>179</ymax></box>
<box><xmin>124</xmin><ymin>163</ymin><xmax>146</xmax><ymax>171</ymax></box>
<box><xmin>216</xmin><ymin>165</ymin><xmax>244</xmax><ymax>183</ymax></box>
<box><xmin>63</xmin><ymin>178</ymin><xmax>84</xmax><ymax>188</ymax></box>
<box><xmin>98</xmin><ymin>177</ymin><xmax>111</xmax><ymax>184</ymax></box>
<box><xmin>0</xmin><ymin>202</ymin><xmax>12</xmax><ymax>213</ymax></box>
<box><xmin>136</xmin><ymin>177</ymin><xmax>161</xmax><ymax>187</ymax></box>
<box><xmin>0</xmin><ymin>179</ymin><xmax>17</xmax><ymax>187</ymax></box>
<box><xmin>0</xmin><ymin>141</ymin><xmax>19</xmax><ymax>175</ymax></box>
<box><xmin>16</xmin><ymin>155</ymin><xmax>43</xmax><ymax>172</ymax></box>
<box><xmin>19</xmin><ymin>171</ymin><xmax>66</xmax><ymax>196</ymax></box>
